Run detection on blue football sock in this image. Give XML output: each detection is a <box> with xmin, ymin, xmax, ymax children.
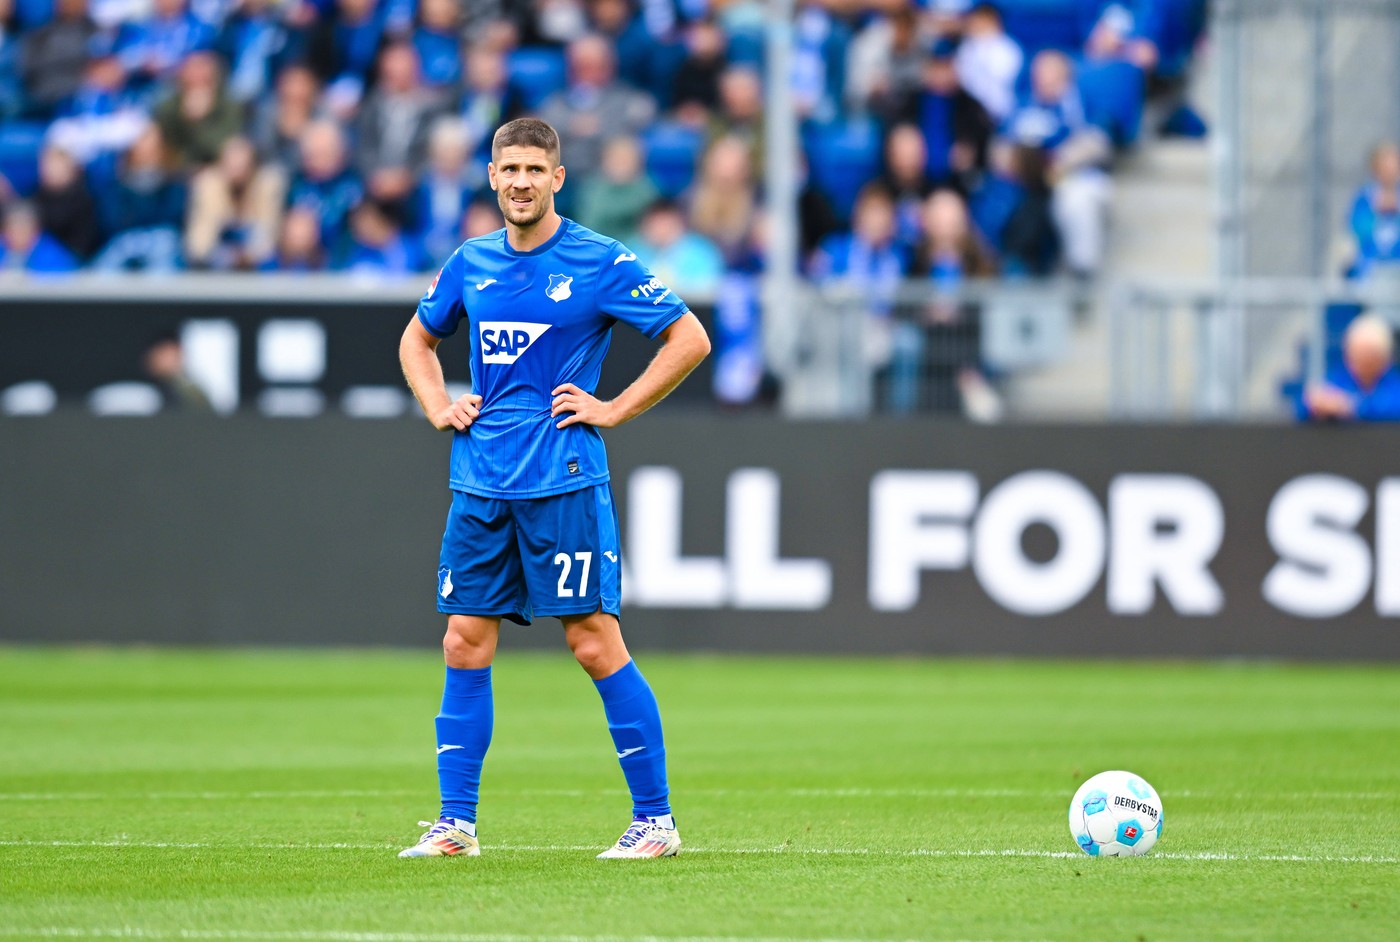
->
<box><xmin>435</xmin><ymin>665</ymin><xmax>493</xmax><ymax>824</ymax></box>
<box><xmin>593</xmin><ymin>659</ymin><xmax>671</xmax><ymax>818</ymax></box>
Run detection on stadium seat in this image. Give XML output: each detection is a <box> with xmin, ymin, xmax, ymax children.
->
<box><xmin>802</xmin><ymin>118</ymin><xmax>882</xmax><ymax>221</ymax></box>
<box><xmin>1078</xmin><ymin>59</ymin><xmax>1145</xmax><ymax>146</ymax></box>
<box><xmin>998</xmin><ymin>0</ymin><xmax>1090</xmax><ymax>55</ymax></box>
<box><xmin>641</xmin><ymin>122</ymin><xmax>705</xmax><ymax>198</ymax></box>
<box><xmin>0</xmin><ymin>122</ymin><xmax>46</xmax><ymax>198</ymax></box>
<box><xmin>507</xmin><ymin>47</ymin><xmax>568</xmax><ymax>111</ymax></box>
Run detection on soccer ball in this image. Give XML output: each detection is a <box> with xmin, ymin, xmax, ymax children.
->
<box><xmin>1068</xmin><ymin>770</ymin><xmax>1162</xmax><ymax>857</ymax></box>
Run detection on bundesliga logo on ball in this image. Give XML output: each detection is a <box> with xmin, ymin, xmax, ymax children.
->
<box><xmin>1069</xmin><ymin>770</ymin><xmax>1163</xmax><ymax>857</ymax></box>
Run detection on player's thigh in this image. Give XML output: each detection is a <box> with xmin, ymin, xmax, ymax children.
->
<box><xmin>437</xmin><ymin>490</ymin><xmax>531</xmax><ymax>621</ymax></box>
<box><xmin>511</xmin><ymin>484</ymin><xmax>622</xmax><ymax>618</ymax></box>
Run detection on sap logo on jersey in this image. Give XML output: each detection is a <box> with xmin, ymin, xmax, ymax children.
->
<box><xmin>480</xmin><ymin>322</ymin><xmax>551</xmax><ymax>363</ymax></box>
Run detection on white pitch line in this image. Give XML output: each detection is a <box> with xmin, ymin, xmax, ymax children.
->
<box><xmin>0</xmin><ymin>929</ymin><xmax>1034</xmax><ymax>942</ymax></box>
<box><xmin>0</xmin><ymin>787</ymin><xmax>1395</xmax><ymax>802</ymax></box>
<box><xmin>0</xmin><ymin>838</ymin><xmax>1395</xmax><ymax>865</ymax></box>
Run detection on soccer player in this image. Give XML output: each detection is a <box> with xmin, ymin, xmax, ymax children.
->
<box><xmin>396</xmin><ymin>117</ymin><xmax>710</xmax><ymax>859</ymax></box>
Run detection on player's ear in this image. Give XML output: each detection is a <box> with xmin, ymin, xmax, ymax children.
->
<box><xmin>553</xmin><ymin>164</ymin><xmax>565</xmax><ymax>193</ymax></box>
<box><xmin>487</xmin><ymin>163</ymin><xmax>497</xmax><ymax>190</ymax></box>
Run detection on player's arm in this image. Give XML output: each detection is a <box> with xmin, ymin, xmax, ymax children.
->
<box><xmin>551</xmin><ymin>311</ymin><xmax>710</xmax><ymax>429</ymax></box>
<box><xmin>399</xmin><ymin>316</ymin><xmax>482</xmax><ymax>432</ymax></box>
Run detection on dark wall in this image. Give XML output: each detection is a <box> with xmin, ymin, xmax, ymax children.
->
<box><xmin>3</xmin><ymin>417</ymin><xmax>1400</xmax><ymax>658</ymax></box>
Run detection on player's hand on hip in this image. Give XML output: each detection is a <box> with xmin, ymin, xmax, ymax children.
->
<box><xmin>551</xmin><ymin>383</ymin><xmax>618</xmax><ymax>429</ymax></box>
<box><xmin>432</xmin><ymin>393</ymin><xmax>482</xmax><ymax>431</ymax></box>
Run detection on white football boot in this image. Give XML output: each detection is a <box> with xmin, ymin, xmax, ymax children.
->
<box><xmin>398</xmin><ymin>818</ymin><xmax>480</xmax><ymax>857</ymax></box>
<box><xmin>597</xmin><ymin>815</ymin><xmax>681</xmax><ymax>859</ymax></box>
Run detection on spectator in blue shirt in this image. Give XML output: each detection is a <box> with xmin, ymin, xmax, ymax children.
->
<box><xmin>286</xmin><ymin>117</ymin><xmax>362</xmax><ymax>254</ymax></box>
<box><xmin>218</xmin><ymin>0</ymin><xmax>296</xmax><ymax>105</ymax></box>
<box><xmin>412</xmin><ymin>115</ymin><xmax>479</xmax><ymax>266</ymax></box>
<box><xmin>1349</xmin><ymin>142</ymin><xmax>1400</xmax><ymax>280</ymax></box>
<box><xmin>455</xmin><ymin>43</ymin><xmax>523</xmax><ymax>166</ymax></box>
<box><xmin>114</xmin><ymin>0</ymin><xmax>214</xmax><ymax>91</ymax></box>
<box><xmin>1301</xmin><ymin>314</ymin><xmax>1400</xmax><ymax>422</ymax></box>
<box><xmin>260</xmin><ymin>204</ymin><xmax>328</xmax><ymax>271</ymax></box>
<box><xmin>92</xmin><ymin>123</ymin><xmax>187</xmax><ymax>271</ymax></box>
<box><xmin>340</xmin><ymin>198</ymin><xmax>426</xmax><ymax>273</ymax></box>
<box><xmin>0</xmin><ymin>201</ymin><xmax>80</xmax><ymax>273</ymax></box>
<box><xmin>630</xmin><ymin>198</ymin><xmax>725</xmax><ymax>296</ymax></box>
<box><xmin>304</xmin><ymin>0</ymin><xmax>382</xmax><ymax>119</ymax></box>
<box><xmin>412</xmin><ymin>0</ymin><xmax>462</xmax><ymax>90</ymax></box>
<box><xmin>915</xmin><ymin>37</ymin><xmax>993</xmax><ymax>193</ymax></box>
<box><xmin>1004</xmin><ymin>50</ymin><xmax>1086</xmax><ymax>153</ymax></box>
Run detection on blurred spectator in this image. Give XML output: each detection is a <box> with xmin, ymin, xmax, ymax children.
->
<box><xmin>588</xmin><ymin>0</ymin><xmax>665</xmax><ymax>96</ymax></box>
<box><xmin>1004</xmin><ymin>50</ymin><xmax>1111</xmax><ymax>277</ymax></box>
<box><xmin>992</xmin><ymin>142</ymin><xmax>1058</xmax><ymax>276</ymax></box>
<box><xmin>0</xmin><ymin>200</ymin><xmax>80</xmax><ymax>272</ymax></box>
<box><xmin>153</xmin><ymin>50</ymin><xmax>244</xmax><ymax>168</ymax></box>
<box><xmin>1348</xmin><ymin>142</ymin><xmax>1400</xmax><ymax>280</ymax></box>
<box><xmin>539</xmin><ymin>33</ymin><xmax>656</xmax><ymax>188</ymax></box>
<box><xmin>305</xmin><ymin>0</ymin><xmax>384</xmax><ymax>118</ymax></box>
<box><xmin>1300</xmin><ymin>314</ymin><xmax>1400</xmax><ymax>422</ymax></box>
<box><xmin>671</xmin><ymin>17</ymin><xmax>725</xmax><ymax>124</ymax></box>
<box><xmin>261</xmin><ymin>204</ymin><xmax>328</xmax><ymax>271</ymax></box>
<box><xmin>218</xmin><ymin>0</ymin><xmax>298</xmax><ymax>105</ymax></box>
<box><xmin>341</xmin><ymin>198</ymin><xmax>427</xmax><ymax>273</ymax></box>
<box><xmin>460</xmin><ymin>196</ymin><xmax>503</xmax><ymax>241</ymax></box>
<box><xmin>34</xmin><ymin>144</ymin><xmax>100</xmax><ymax>260</ymax></box>
<box><xmin>789</xmin><ymin>1</ymin><xmax>847</xmax><ymax>122</ymax></box>
<box><xmin>916</xmin><ymin>37</ymin><xmax>993</xmax><ymax>192</ymax></box>
<box><xmin>144</xmin><ymin>330</ymin><xmax>212</xmax><ymax>410</ymax></box>
<box><xmin>456</xmin><ymin>43</ymin><xmax>523</xmax><ymax>166</ymax></box>
<box><xmin>810</xmin><ymin>184</ymin><xmax>913</xmax><ymax>412</ymax></box>
<box><xmin>1085</xmin><ymin>2</ymin><xmax>1160</xmax><ymax>73</ymax></box>
<box><xmin>709</xmin><ymin>65</ymin><xmax>763</xmax><ymax>165</ymax></box>
<box><xmin>114</xmin><ymin>0</ymin><xmax>214</xmax><ymax>91</ymax></box>
<box><xmin>355</xmin><ymin>41</ymin><xmax>448</xmax><ymax>212</ymax></box>
<box><xmin>93</xmin><ymin>124</ymin><xmax>187</xmax><ymax>271</ymax></box>
<box><xmin>846</xmin><ymin>5</ymin><xmax>926</xmax><ymax>123</ymax></box>
<box><xmin>574</xmin><ymin>134</ymin><xmax>659</xmax><ymax>240</ymax></box>
<box><xmin>413</xmin><ymin>116</ymin><xmax>479</xmax><ymax>265</ymax></box>
<box><xmin>712</xmin><ymin>210</ymin><xmax>775</xmax><ymax>409</ymax></box>
<box><xmin>688</xmin><ymin>135</ymin><xmax>756</xmax><ymax>257</ymax></box>
<box><xmin>412</xmin><ymin>0</ymin><xmax>463</xmax><ymax>89</ymax></box>
<box><xmin>877</xmin><ymin>123</ymin><xmax>937</xmax><ymax>253</ymax></box>
<box><xmin>913</xmin><ymin>188</ymin><xmax>1001</xmax><ymax>421</ymax></box>
<box><xmin>630</xmin><ymin>198</ymin><xmax>724</xmax><ymax>296</ymax></box>
<box><xmin>18</xmin><ymin>0</ymin><xmax>97</xmax><ymax>117</ymax></box>
<box><xmin>185</xmin><ymin>134</ymin><xmax>287</xmax><ymax>269</ymax></box>
<box><xmin>287</xmin><ymin>118</ymin><xmax>363</xmax><ymax>254</ymax></box>
<box><xmin>250</xmin><ymin>63</ymin><xmax>323</xmax><ymax>172</ymax></box>
<box><xmin>955</xmin><ymin>2</ymin><xmax>1022</xmax><ymax>123</ymax></box>
<box><xmin>45</xmin><ymin>51</ymin><xmax>148</xmax><ymax>175</ymax></box>
<box><xmin>797</xmin><ymin>152</ymin><xmax>842</xmax><ymax>260</ymax></box>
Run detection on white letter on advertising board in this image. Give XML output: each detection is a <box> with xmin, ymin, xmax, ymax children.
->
<box><xmin>1107</xmin><ymin>475</ymin><xmax>1225</xmax><ymax>615</ymax></box>
<box><xmin>1373</xmin><ymin>478</ymin><xmax>1400</xmax><ymax>615</ymax></box>
<box><xmin>726</xmin><ymin>469</ymin><xmax>832</xmax><ymax>609</ymax></box>
<box><xmin>626</xmin><ymin>466</ymin><xmax>727</xmax><ymax>607</ymax></box>
<box><xmin>1262</xmin><ymin>474</ymin><xmax>1370</xmax><ymax>618</ymax></box>
<box><xmin>972</xmin><ymin>471</ymin><xmax>1104</xmax><ymax>616</ymax></box>
<box><xmin>868</xmin><ymin>471</ymin><xmax>978</xmax><ymax>611</ymax></box>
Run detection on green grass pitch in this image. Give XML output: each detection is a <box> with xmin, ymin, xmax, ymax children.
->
<box><xmin>1</xmin><ymin>647</ymin><xmax>1398</xmax><ymax>942</ymax></box>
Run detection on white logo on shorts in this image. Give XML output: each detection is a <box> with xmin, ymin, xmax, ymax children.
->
<box><xmin>439</xmin><ymin>568</ymin><xmax>454</xmax><ymax>598</ymax></box>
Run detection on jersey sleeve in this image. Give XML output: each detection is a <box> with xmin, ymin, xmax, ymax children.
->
<box><xmin>595</xmin><ymin>243</ymin><xmax>691</xmax><ymax>339</ymax></box>
<box><xmin>416</xmin><ymin>248</ymin><xmax>468</xmax><ymax>338</ymax></box>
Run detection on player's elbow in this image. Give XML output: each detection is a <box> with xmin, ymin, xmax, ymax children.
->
<box><xmin>676</xmin><ymin>313</ymin><xmax>711</xmax><ymax>364</ymax></box>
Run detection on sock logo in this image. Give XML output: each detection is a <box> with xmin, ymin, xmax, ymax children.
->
<box><xmin>616</xmin><ymin>746</ymin><xmax>646</xmax><ymax>759</ymax></box>
<box><xmin>436</xmin><ymin>744</ymin><xmax>464</xmax><ymax>754</ymax></box>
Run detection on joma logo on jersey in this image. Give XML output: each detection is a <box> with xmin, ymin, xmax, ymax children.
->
<box><xmin>480</xmin><ymin>322</ymin><xmax>551</xmax><ymax>364</ymax></box>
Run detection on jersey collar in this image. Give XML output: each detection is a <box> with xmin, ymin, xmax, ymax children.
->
<box><xmin>503</xmin><ymin>216</ymin><xmax>571</xmax><ymax>257</ymax></box>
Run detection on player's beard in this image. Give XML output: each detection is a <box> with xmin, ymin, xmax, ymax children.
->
<box><xmin>498</xmin><ymin>187</ymin><xmax>551</xmax><ymax>229</ymax></box>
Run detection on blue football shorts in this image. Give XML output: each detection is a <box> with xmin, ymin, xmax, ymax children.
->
<box><xmin>436</xmin><ymin>483</ymin><xmax>622</xmax><ymax>625</ymax></box>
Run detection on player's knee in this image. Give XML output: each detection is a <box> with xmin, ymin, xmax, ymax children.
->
<box><xmin>443</xmin><ymin>628</ymin><xmax>491</xmax><ymax>669</ymax></box>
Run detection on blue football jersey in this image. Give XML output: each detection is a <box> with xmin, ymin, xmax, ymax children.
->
<box><xmin>417</xmin><ymin>218</ymin><xmax>690</xmax><ymax>498</ymax></box>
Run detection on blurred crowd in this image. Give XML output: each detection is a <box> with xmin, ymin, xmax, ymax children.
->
<box><xmin>0</xmin><ymin>0</ymin><xmax>1204</xmax><ymax>411</ymax></box>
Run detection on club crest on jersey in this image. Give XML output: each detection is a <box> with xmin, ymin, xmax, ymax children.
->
<box><xmin>480</xmin><ymin>321</ymin><xmax>551</xmax><ymax>364</ymax></box>
<box><xmin>546</xmin><ymin>274</ymin><xmax>573</xmax><ymax>302</ymax></box>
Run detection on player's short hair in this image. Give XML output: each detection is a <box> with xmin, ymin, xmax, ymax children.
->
<box><xmin>491</xmin><ymin>118</ymin><xmax>561</xmax><ymax>166</ymax></box>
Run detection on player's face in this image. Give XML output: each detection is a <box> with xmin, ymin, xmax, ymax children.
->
<box><xmin>489</xmin><ymin>146</ymin><xmax>565</xmax><ymax>230</ymax></box>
